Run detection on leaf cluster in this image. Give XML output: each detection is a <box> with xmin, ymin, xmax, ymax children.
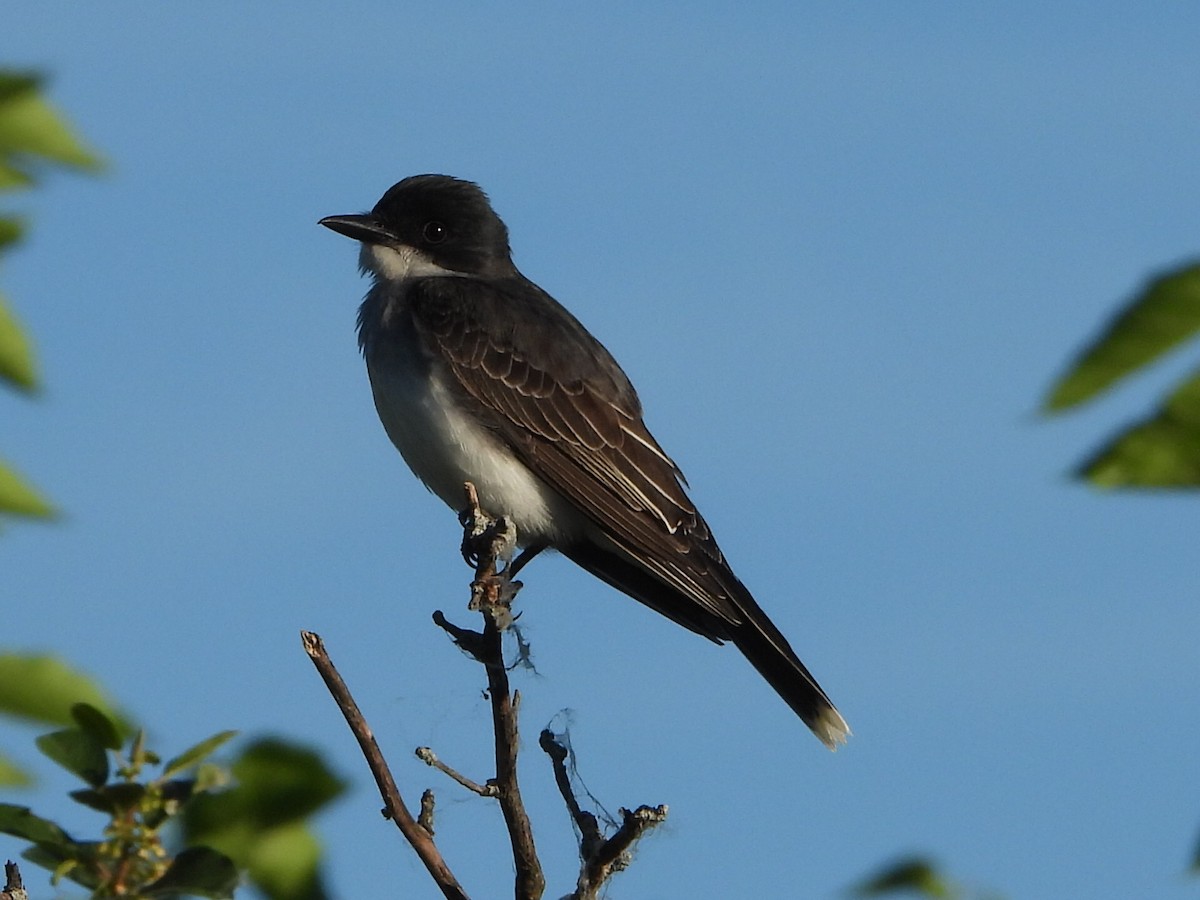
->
<box><xmin>0</xmin><ymin>702</ymin><xmax>239</xmax><ymax>897</ymax></box>
<box><xmin>0</xmin><ymin>68</ymin><xmax>102</xmax><ymax>523</ymax></box>
<box><xmin>0</xmin><ymin>653</ymin><xmax>345</xmax><ymax>899</ymax></box>
<box><xmin>1044</xmin><ymin>262</ymin><xmax>1200</xmax><ymax>486</ymax></box>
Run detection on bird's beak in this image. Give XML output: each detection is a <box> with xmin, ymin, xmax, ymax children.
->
<box><xmin>319</xmin><ymin>214</ymin><xmax>396</xmax><ymax>245</ymax></box>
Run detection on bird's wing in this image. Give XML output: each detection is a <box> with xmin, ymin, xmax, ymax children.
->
<box><xmin>407</xmin><ymin>276</ymin><xmax>748</xmax><ymax>633</ymax></box>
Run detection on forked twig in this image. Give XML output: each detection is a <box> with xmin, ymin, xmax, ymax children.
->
<box><xmin>539</xmin><ymin>730</ymin><xmax>668</xmax><ymax>899</ymax></box>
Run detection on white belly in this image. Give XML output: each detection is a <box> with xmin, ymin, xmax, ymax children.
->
<box><xmin>366</xmin><ymin>343</ymin><xmax>580</xmax><ymax>546</ymax></box>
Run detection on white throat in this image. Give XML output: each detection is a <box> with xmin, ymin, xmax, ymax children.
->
<box><xmin>361</xmin><ymin>243</ymin><xmax>457</xmax><ymax>282</ymax></box>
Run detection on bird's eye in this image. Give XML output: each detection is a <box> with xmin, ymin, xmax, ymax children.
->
<box><xmin>422</xmin><ymin>221</ymin><xmax>447</xmax><ymax>244</ymax></box>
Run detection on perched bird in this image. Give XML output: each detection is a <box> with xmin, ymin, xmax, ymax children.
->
<box><xmin>321</xmin><ymin>175</ymin><xmax>849</xmax><ymax>749</ymax></box>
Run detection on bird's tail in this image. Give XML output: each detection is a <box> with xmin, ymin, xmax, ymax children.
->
<box><xmin>563</xmin><ymin>540</ymin><xmax>850</xmax><ymax>749</ymax></box>
<box><xmin>728</xmin><ymin>597</ymin><xmax>851</xmax><ymax>750</ymax></box>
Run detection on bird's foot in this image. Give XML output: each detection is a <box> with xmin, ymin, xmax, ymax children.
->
<box><xmin>459</xmin><ymin>482</ymin><xmax>522</xmax><ymax>629</ymax></box>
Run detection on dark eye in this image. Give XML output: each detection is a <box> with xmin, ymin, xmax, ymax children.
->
<box><xmin>422</xmin><ymin>221</ymin><xmax>447</xmax><ymax>244</ymax></box>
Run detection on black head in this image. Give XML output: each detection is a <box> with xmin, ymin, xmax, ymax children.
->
<box><xmin>320</xmin><ymin>174</ymin><xmax>515</xmax><ymax>278</ymax></box>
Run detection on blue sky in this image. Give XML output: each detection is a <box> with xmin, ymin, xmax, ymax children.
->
<box><xmin>4</xmin><ymin>4</ymin><xmax>1200</xmax><ymax>898</ymax></box>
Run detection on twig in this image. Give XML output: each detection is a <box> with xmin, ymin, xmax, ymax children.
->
<box><xmin>416</xmin><ymin>746</ymin><xmax>497</xmax><ymax>798</ymax></box>
<box><xmin>431</xmin><ymin>609</ymin><xmax>484</xmax><ymax>658</ymax></box>
<box><xmin>444</xmin><ymin>482</ymin><xmax>546</xmax><ymax>900</ymax></box>
<box><xmin>1</xmin><ymin>861</ymin><xmax>27</xmax><ymax>900</ymax></box>
<box><xmin>418</xmin><ymin>790</ymin><xmax>436</xmax><ymax>836</ymax></box>
<box><xmin>301</xmin><ymin>631</ymin><xmax>469</xmax><ymax>900</ymax></box>
<box><xmin>538</xmin><ymin>730</ymin><xmax>668</xmax><ymax>899</ymax></box>
<box><xmin>538</xmin><ymin>730</ymin><xmax>605</xmax><ymax>861</ymax></box>
<box><xmin>572</xmin><ymin>805</ymin><xmax>669</xmax><ymax>900</ymax></box>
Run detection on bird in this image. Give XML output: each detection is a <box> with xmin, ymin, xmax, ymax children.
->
<box><xmin>320</xmin><ymin>175</ymin><xmax>850</xmax><ymax>749</ymax></box>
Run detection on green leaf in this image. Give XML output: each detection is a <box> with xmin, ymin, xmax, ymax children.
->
<box><xmin>187</xmin><ymin>739</ymin><xmax>345</xmax><ymax>836</ymax></box>
<box><xmin>0</xmin><ymin>292</ymin><xmax>37</xmax><ymax>391</ymax></box>
<box><xmin>142</xmin><ymin>846</ymin><xmax>238</xmax><ymax>899</ymax></box>
<box><xmin>0</xmin><ymin>214</ymin><xmax>21</xmax><ymax>249</ymax></box>
<box><xmin>70</xmin><ymin>702</ymin><xmax>122</xmax><ymax>750</ymax></box>
<box><xmin>69</xmin><ymin>782</ymin><xmax>146</xmax><ymax>814</ymax></box>
<box><xmin>0</xmin><ymin>70</ymin><xmax>102</xmax><ymax>173</ymax></box>
<box><xmin>1077</xmin><ymin>369</ymin><xmax>1200</xmax><ymax>487</ymax></box>
<box><xmin>0</xmin><ymin>72</ymin><xmax>40</xmax><ymax>102</ymax></box>
<box><xmin>20</xmin><ymin>840</ymin><xmax>102</xmax><ymax>889</ymax></box>
<box><xmin>183</xmin><ymin>740</ymin><xmax>342</xmax><ymax>900</ymax></box>
<box><xmin>0</xmin><ymin>160</ymin><xmax>33</xmax><ymax>189</ymax></box>
<box><xmin>0</xmin><ymin>752</ymin><xmax>33</xmax><ymax>787</ymax></box>
<box><xmin>0</xmin><ymin>802</ymin><xmax>73</xmax><ymax>848</ymax></box>
<box><xmin>0</xmin><ymin>460</ymin><xmax>54</xmax><ymax>518</ymax></box>
<box><xmin>244</xmin><ymin>820</ymin><xmax>328</xmax><ymax>900</ymax></box>
<box><xmin>1044</xmin><ymin>263</ymin><xmax>1200</xmax><ymax>411</ymax></box>
<box><xmin>854</xmin><ymin>857</ymin><xmax>959</xmax><ymax>898</ymax></box>
<box><xmin>35</xmin><ymin>728</ymin><xmax>108</xmax><ymax>786</ymax></box>
<box><xmin>163</xmin><ymin>730</ymin><xmax>239</xmax><ymax>778</ymax></box>
<box><xmin>0</xmin><ymin>653</ymin><xmax>124</xmax><ymax>728</ymax></box>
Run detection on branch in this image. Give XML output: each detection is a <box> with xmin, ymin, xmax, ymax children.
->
<box><xmin>573</xmin><ymin>805</ymin><xmax>668</xmax><ymax>899</ymax></box>
<box><xmin>1</xmin><ymin>861</ymin><xmax>27</xmax><ymax>900</ymax></box>
<box><xmin>416</xmin><ymin>746</ymin><xmax>497</xmax><ymax>798</ymax></box>
<box><xmin>539</xmin><ymin>730</ymin><xmax>668</xmax><ymax>899</ymax></box>
<box><xmin>307</xmin><ymin>479</ymin><xmax>665</xmax><ymax>898</ymax></box>
<box><xmin>538</xmin><ymin>730</ymin><xmax>604</xmax><ymax>861</ymax></box>
<box><xmin>429</xmin><ymin>482</ymin><xmax>545</xmax><ymax>900</ymax></box>
<box><xmin>301</xmin><ymin>631</ymin><xmax>469</xmax><ymax>900</ymax></box>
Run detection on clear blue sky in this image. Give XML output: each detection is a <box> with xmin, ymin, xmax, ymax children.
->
<box><xmin>5</xmin><ymin>5</ymin><xmax>1199</xmax><ymax>898</ymax></box>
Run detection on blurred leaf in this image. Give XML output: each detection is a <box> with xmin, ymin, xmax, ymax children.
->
<box><xmin>163</xmin><ymin>729</ymin><xmax>239</xmax><ymax>778</ymax></box>
<box><xmin>854</xmin><ymin>857</ymin><xmax>959</xmax><ymax>898</ymax></box>
<box><xmin>0</xmin><ymin>802</ymin><xmax>74</xmax><ymax>851</ymax></box>
<box><xmin>35</xmin><ymin>728</ymin><xmax>108</xmax><ymax>786</ymax></box>
<box><xmin>69</xmin><ymin>782</ymin><xmax>146</xmax><ymax>814</ymax></box>
<box><xmin>0</xmin><ymin>160</ymin><xmax>33</xmax><ymax>189</ymax></box>
<box><xmin>0</xmin><ymin>460</ymin><xmax>54</xmax><ymax>518</ymax></box>
<box><xmin>0</xmin><ymin>653</ymin><xmax>123</xmax><ymax>728</ymax></box>
<box><xmin>20</xmin><ymin>841</ymin><xmax>102</xmax><ymax>889</ymax></box>
<box><xmin>1044</xmin><ymin>262</ymin><xmax>1200</xmax><ymax>412</ymax></box>
<box><xmin>0</xmin><ymin>214</ymin><xmax>21</xmax><ymax>249</ymax></box>
<box><xmin>187</xmin><ymin>739</ymin><xmax>345</xmax><ymax>836</ymax></box>
<box><xmin>70</xmin><ymin>702</ymin><xmax>122</xmax><ymax>750</ymax></box>
<box><xmin>194</xmin><ymin>761</ymin><xmax>228</xmax><ymax>793</ymax></box>
<box><xmin>0</xmin><ymin>292</ymin><xmax>37</xmax><ymax>391</ymax></box>
<box><xmin>1078</xmin><ymin>369</ymin><xmax>1200</xmax><ymax>487</ymax></box>
<box><xmin>0</xmin><ymin>70</ymin><xmax>102</xmax><ymax>175</ymax></box>
<box><xmin>244</xmin><ymin>820</ymin><xmax>327</xmax><ymax>900</ymax></box>
<box><xmin>142</xmin><ymin>846</ymin><xmax>238</xmax><ymax>899</ymax></box>
<box><xmin>184</xmin><ymin>740</ymin><xmax>342</xmax><ymax>900</ymax></box>
<box><xmin>0</xmin><ymin>752</ymin><xmax>33</xmax><ymax>787</ymax></box>
<box><xmin>0</xmin><ymin>72</ymin><xmax>39</xmax><ymax>102</ymax></box>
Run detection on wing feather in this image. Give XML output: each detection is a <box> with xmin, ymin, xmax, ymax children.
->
<box><xmin>408</xmin><ymin>276</ymin><xmax>746</xmax><ymax>629</ymax></box>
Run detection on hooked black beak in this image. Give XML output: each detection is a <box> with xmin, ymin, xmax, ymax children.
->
<box><xmin>318</xmin><ymin>214</ymin><xmax>396</xmax><ymax>245</ymax></box>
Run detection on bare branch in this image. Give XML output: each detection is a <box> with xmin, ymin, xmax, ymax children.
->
<box><xmin>539</xmin><ymin>730</ymin><xmax>668</xmax><ymax>899</ymax></box>
<box><xmin>432</xmin><ymin>609</ymin><xmax>485</xmax><ymax>658</ymax></box>
<box><xmin>452</xmin><ymin>482</ymin><xmax>546</xmax><ymax>900</ymax></box>
<box><xmin>301</xmin><ymin>631</ymin><xmax>470</xmax><ymax>900</ymax></box>
<box><xmin>572</xmin><ymin>805</ymin><xmax>669</xmax><ymax>900</ymax></box>
<box><xmin>418</xmin><ymin>790</ymin><xmax>436</xmax><ymax>836</ymax></box>
<box><xmin>307</xmin><ymin>478</ymin><xmax>665</xmax><ymax>898</ymax></box>
<box><xmin>416</xmin><ymin>746</ymin><xmax>497</xmax><ymax>798</ymax></box>
<box><xmin>1</xmin><ymin>861</ymin><xmax>28</xmax><ymax>900</ymax></box>
<box><xmin>538</xmin><ymin>729</ymin><xmax>605</xmax><ymax>861</ymax></box>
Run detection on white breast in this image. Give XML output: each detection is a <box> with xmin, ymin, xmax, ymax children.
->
<box><xmin>366</xmin><ymin>338</ymin><xmax>582</xmax><ymax>546</ymax></box>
